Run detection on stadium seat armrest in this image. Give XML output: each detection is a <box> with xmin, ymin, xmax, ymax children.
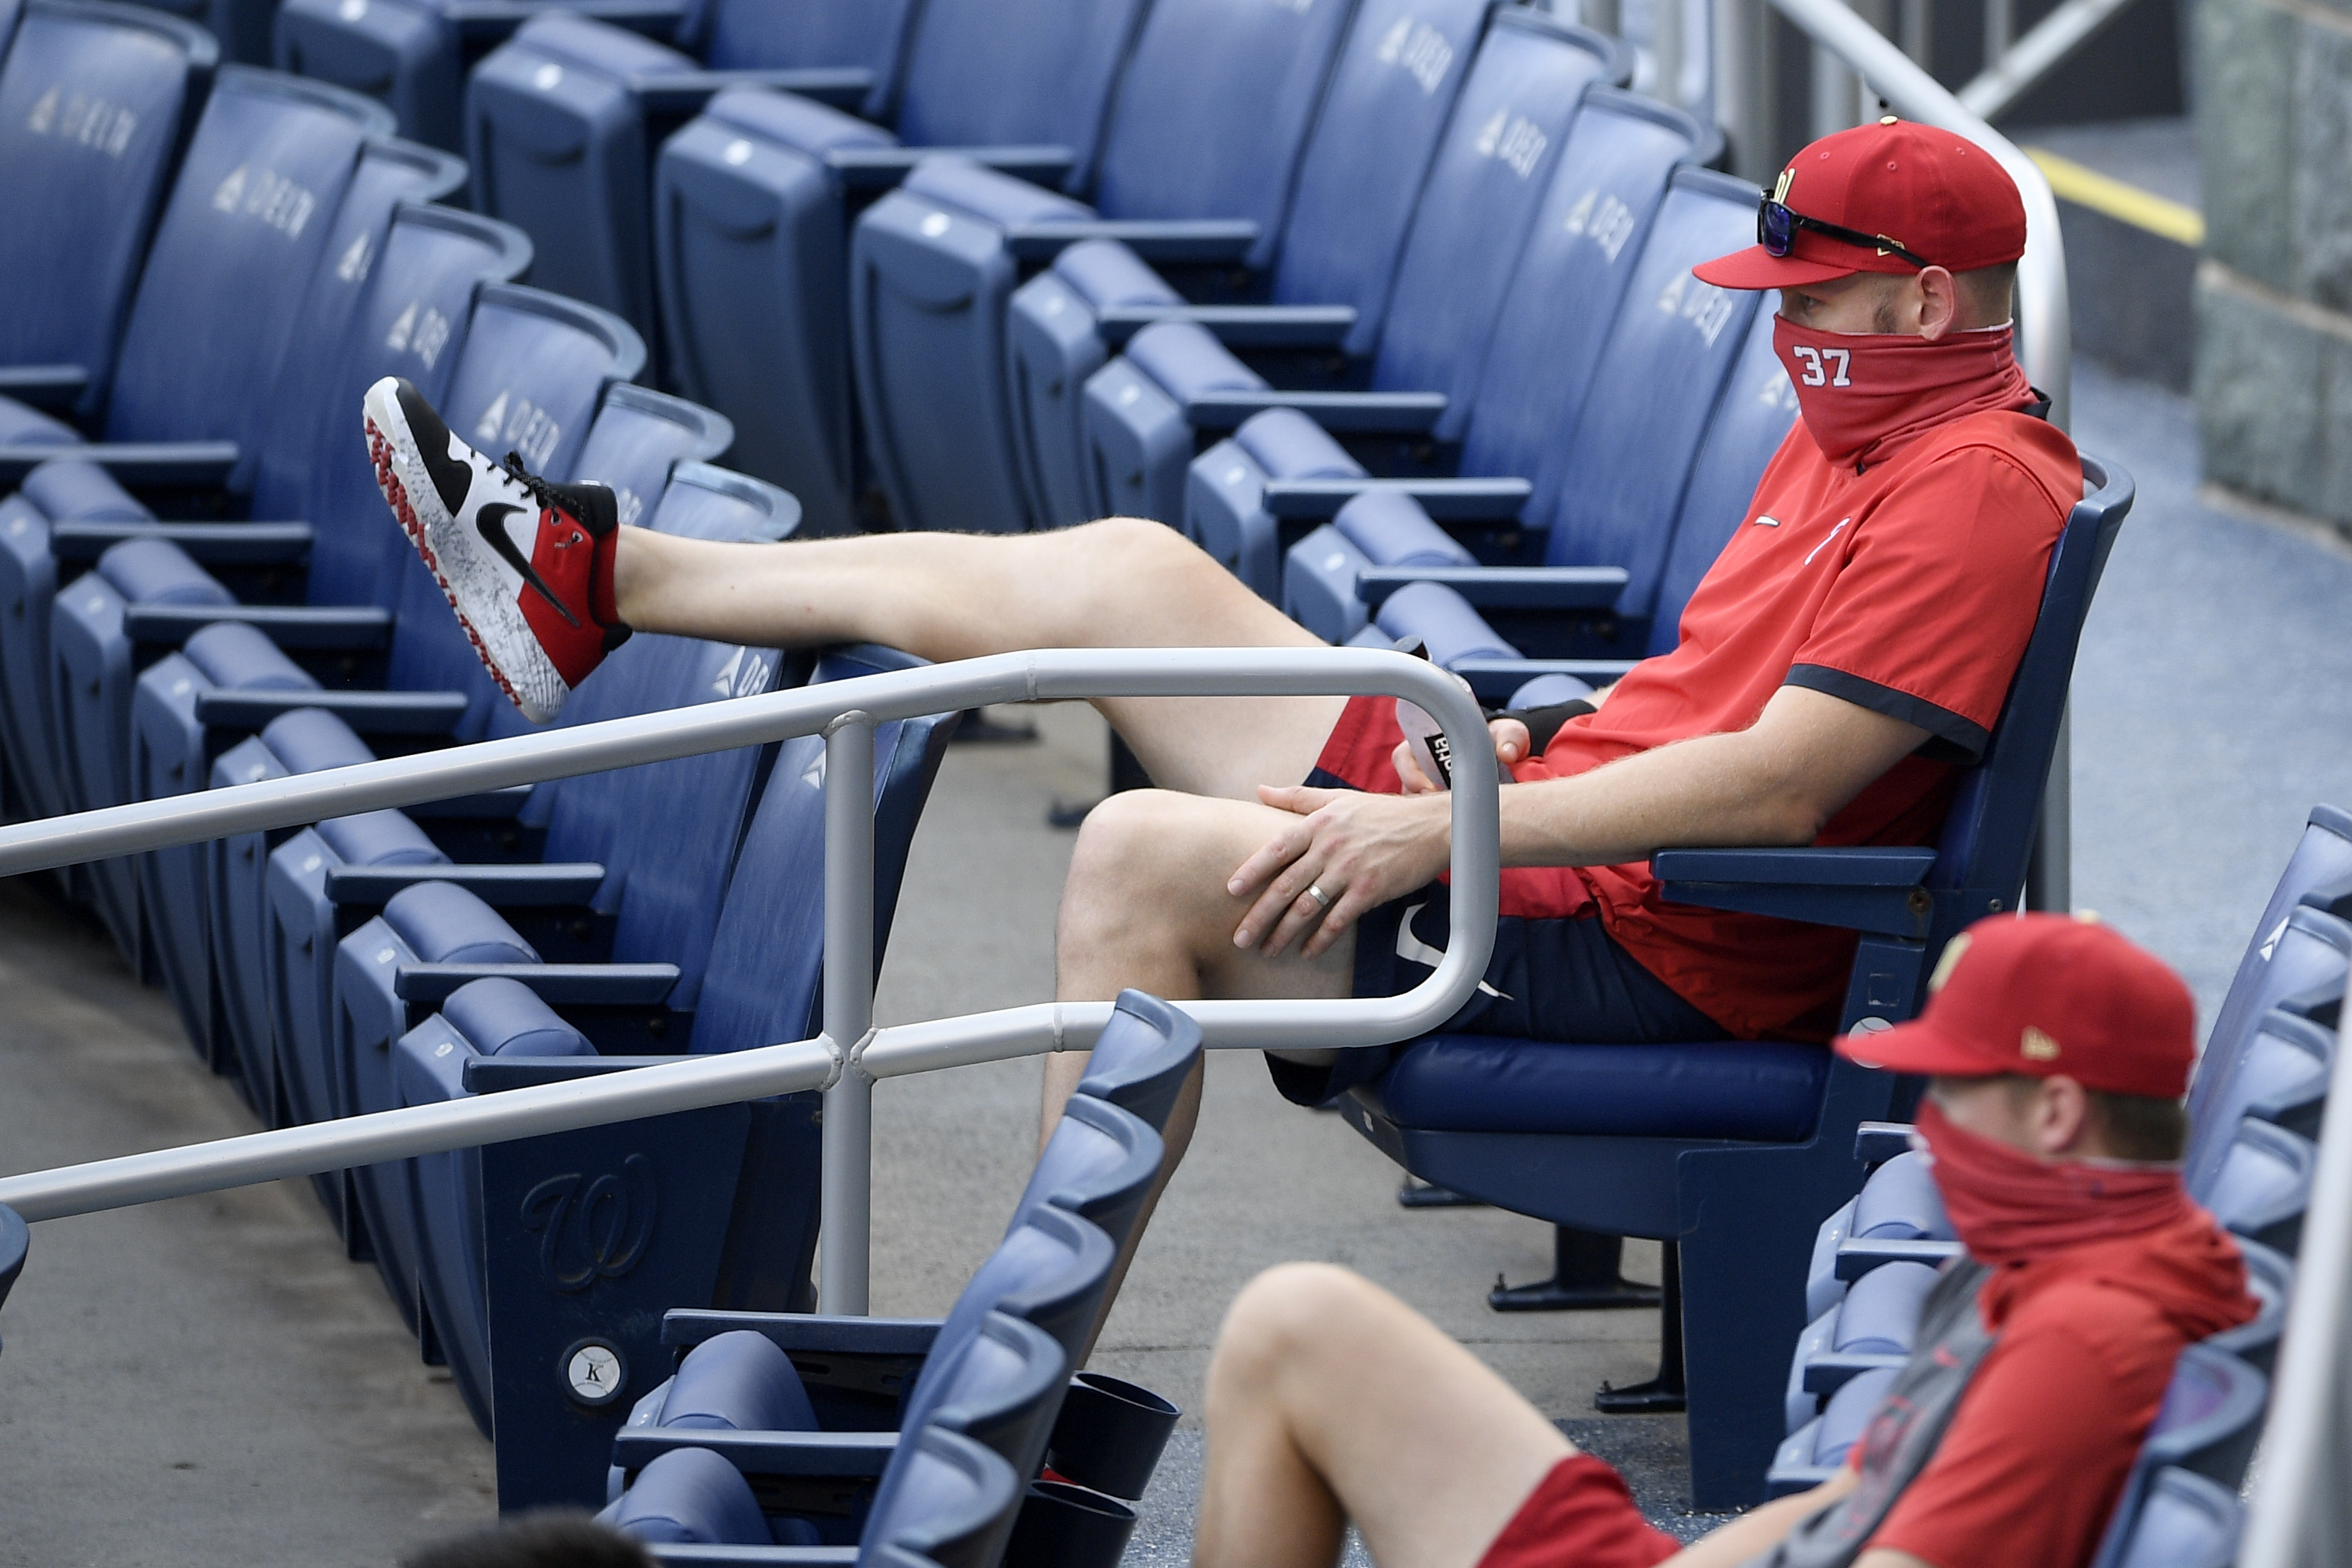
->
<box><xmin>1833</xmin><ymin>1236</ymin><xmax>1961</xmax><ymax>1282</ymax></box>
<box><xmin>462</xmin><ymin>1055</ymin><xmax>686</xmax><ymax>1092</ymax></box>
<box><xmin>612</xmin><ymin>1428</ymin><xmax>900</xmax><ymax>1478</ymax></box>
<box><xmin>50</xmin><ymin>520</ymin><xmax>311</xmax><ymax>564</ymax></box>
<box><xmin>1008</xmin><ymin>219</ymin><xmax>1259</xmax><ymax>264</ymax></box>
<box><xmin>1801</xmin><ymin>1351</ymin><xmax>1908</xmax><ymax>1396</ymax></box>
<box><xmin>1853</xmin><ymin>1121</ymin><xmax>1915</xmax><ymax>1165</ymax></box>
<box><xmin>0</xmin><ymin>441</ymin><xmax>239</xmax><ymax>488</ymax></box>
<box><xmin>1652</xmin><ymin>846</ymin><xmax>1941</xmax><ymax>939</ymax></box>
<box><xmin>827</xmin><ymin>144</ymin><xmax>1073</xmax><ymax>191</ymax></box>
<box><xmin>125</xmin><ymin>603</ymin><xmax>389</xmax><ymax>651</ymax></box>
<box><xmin>640</xmin><ymin>1546</ymin><xmax>858</xmax><ymax>1564</ymax></box>
<box><xmin>662</xmin><ymin>1309</ymin><xmax>941</xmax><ymax>1358</ymax></box>
<box><xmin>631</xmin><ymin>67</ymin><xmax>874</xmax><ymax>116</ymax></box>
<box><xmin>407</xmin><ymin>786</ymin><xmax>534</xmax><ymax>822</ymax></box>
<box><xmin>1357</xmin><ymin>566</ymin><xmax>1627</xmax><ymax>612</ymax></box>
<box><xmin>323</xmin><ymin>862</ymin><xmax>607</xmax><ymax>907</ymax></box>
<box><xmin>1098</xmin><ymin>303</ymin><xmax>1356</xmax><ymax>349</ymax></box>
<box><xmin>0</xmin><ymin>364</ymin><xmax>89</xmax><ymax>408</ymax></box>
<box><xmin>1450</xmin><ymin>658</ymin><xmax>1634</xmax><ymax>707</ymax></box>
<box><xmin>392</xmin><ymin>961</ymin><xmax>680</xmax><ymax>1006</ymax></box>
<box><xmin>1262</xmin><ymin>476</ymin><xmax>1532</xmax><ymax>522</ymax></box>
<box><xmin>192</xmin><ymin>688</ymin><xmax>467</xmax><ymax>734</ymax></box>
<box><xmin>449</xmin><ymin>0</ymin><xmax>683</xmax><ymax>38</ymax></box>
<box><xmin>1185</xmin><ymin>390</ymin><xmax>1443</xmax><ymax>435</ymax></box>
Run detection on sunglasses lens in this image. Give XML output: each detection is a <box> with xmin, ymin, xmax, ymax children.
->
<box><xmin>1759</xmin><ymin>201</ymin><xmax>1793</xmax><ymax>257</ymax></box>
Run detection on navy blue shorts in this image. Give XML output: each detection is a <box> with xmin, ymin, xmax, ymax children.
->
<box><xmin>1265</xmin><ymin>768</ymin><xmax>1728</xmax><ymax>1109</ymax></box>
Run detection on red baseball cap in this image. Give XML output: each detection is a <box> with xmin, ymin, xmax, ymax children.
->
<box><xmin>1694</xmin><ymin>118</ymin><xmax>2027</xmax><ymax>291</ymax></box>
<box><xmin>1835</xmin><ymin>914</ymin><xmax>2197</xmax><ymax>1099</ymax></box>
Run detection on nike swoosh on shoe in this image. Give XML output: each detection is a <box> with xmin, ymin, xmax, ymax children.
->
<box><xmin>476</xmin><ymin>503</ymin><xmax>581</xmax><ymax>627</ymax></box>
<box><xmin>397</xmin><ymin>379</ymin><xmax>479</xmax><ymax>517</ymax></box>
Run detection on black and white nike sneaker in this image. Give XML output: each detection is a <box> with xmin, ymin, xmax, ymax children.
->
<box><xmin>364</xmin><ymin>376</ymin><xmax>629</xmax><ymax>723</ymax></box>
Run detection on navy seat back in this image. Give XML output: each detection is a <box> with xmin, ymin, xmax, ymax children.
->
<box><xmin>378</xmin><ymin>284</ymin><xmax>647</xmax><ymax>737</ymax></box>
<box><xmin>2185</xmin><ymin>1008</ymin><xmax>2334</xmax><ymax>1194</ymax></box>
<box><xmin>0</xmin><ymin>0</ymin><xmax>215</xmax><ymax>415</ymax></box>
<box><xmin>865</xmin><ymin>1426</ymin><xmax>1024</xmax><ymax>1568</ymax></box>
<box><xmin>1645</xmin><ymin>306</ymin><xmax>1801</xmax><ymax>649</ymax></box>
<box><xmin>1085</xmin><ymin>0</ymin><xmax>1362</xmax><ymax>267</ymax></box>
<box><xmin>279</xmin><ymin>203</ymin><xmax>534</xmax><ymax>611</ymax></box>
<box><xmin>1528</xmin><ymin>167</ymin><xmax>1762</xmax><ymax>617</ymax></box>
<box><xmin>1262</xmin><ymin>0</ymin><xmax>1508</xmax><ymax>354</ymax></box>
<box><xmin>101</xmin><ymin>67</ymin><xmax>394</xmax><ymax>451</ymax></box>
<box><xmin>242</xmin><ymin>143</ymin><xmax>478</xmax><ymax>511</ymax></box>
<box><xmin>889</xmin><ymin>0</ymin><xmax>1150</xmax><ymax>189</ymax></box>
<box><xmin>1075</xmin><ymin>989</ymin><xmax>1205</xmax><ymax>1132</ymax></box>
<box><xmin>1357</xmin><ymin>17</ymin><xmax>1639</xmax><ymax>394</ymax></box>
<box><xmin>688</xmin><ymin>0</ymin><xmax>919</xmax><ymax>111</ymax></box>
<box><xmin>2085</xmin><ymin>1345</ymin><xmax>2267</xmax><ymax>1568</ymax></box>
<box><xmin>1447</xmin><ymin>88</ymin><xmax>1703</xmax><ymax>490</ymax></box>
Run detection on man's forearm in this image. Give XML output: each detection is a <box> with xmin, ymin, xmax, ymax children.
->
<box><xmin>1497</xmin><ymin>730</ymin><xmax>1822</xmax><ymax>870</ymax></box>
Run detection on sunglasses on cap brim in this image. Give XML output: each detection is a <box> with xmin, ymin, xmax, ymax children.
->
<box><xmin>1757</xmin><ymin>196</ymin><xmax>1933</xmax><ymax>271</ymax></box>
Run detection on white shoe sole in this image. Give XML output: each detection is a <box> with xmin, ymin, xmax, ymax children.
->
<box><xmin>364</xmin><ymin>379</ymin><xmax>569</xmax><ymax>724</ymax></box>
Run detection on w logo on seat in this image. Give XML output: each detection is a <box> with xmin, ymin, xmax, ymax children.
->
<box><xmin>520</xmin><ymin>1154</ymin><xmax>658</xmax><ymax>1293</ymax></box>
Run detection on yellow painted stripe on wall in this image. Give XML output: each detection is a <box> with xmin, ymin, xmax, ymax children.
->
<box><xmin>2024</xmin><ymin>147</ymin><xmax>2206</xmax><ymax>248</ymax></box>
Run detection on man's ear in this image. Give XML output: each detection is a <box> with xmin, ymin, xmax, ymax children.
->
<box><xmin>1915</xmin><ymin>267</ymin><xmax>1960</xmax><ymax>342</ymax></box>
<box><xmin>2030</xmin><ymin>1074</ymin><xmax>2095</xmax><ymax>1157</ymax></box>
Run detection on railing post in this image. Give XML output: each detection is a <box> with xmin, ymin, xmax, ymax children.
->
<box><xmin>818</xmin><ymin>712</ymin><xmax>877</xmax><ymax>1316</ymax></box>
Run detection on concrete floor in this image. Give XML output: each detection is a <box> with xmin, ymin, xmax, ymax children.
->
<box><xmin>4</xmin><ymin>360</ymin><xmax>2352</xmax><ymax>1563</ymax></box>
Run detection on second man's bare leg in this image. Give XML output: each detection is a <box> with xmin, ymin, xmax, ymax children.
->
<box><xmin>610</xmin><ymin>517</ymin><xmax>1345</xmax><ymax>802</ymax></box>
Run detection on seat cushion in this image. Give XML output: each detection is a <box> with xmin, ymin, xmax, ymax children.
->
<box><xmin>1333</xmin><ymin>489</ymin><xmax>1472</xmax><ymax>569</ymax></box>
<box><xmin>1235</xmin><ymin>407</ymin><xmax>1362</xmax><ymax>479</ymax></box>
<box><xmin>260</xmin><ymin>708</ymin><xmax>377</xmax><ymax>775</ymax></box>
<box><xmin>22</xmin><ymin>459</ymin><xmax>150</xmax><ymax>522</ymax></box>
<box><xmin>1377</xmin><ymin>1035</ymin><xmax>1831</xmax><ymax>1141</ymax></box>
<box><xmin>1052</xmin><ymin>238</ymin><xmax>1182</xmax><ymax>311</ymax></box>
<box><xmin>442</xmin><ymin>975</ymin><xmax>595</xmax><ymax>1058</ymax></box>
<box><xmin>903</xmin><ymin>153</ymin><xmax>1093</xmax><ymax>226</ymax></box>
<box><xmin>661</xmin><ymin>1330</ymin><xmax>817</xmax><ymax>1432</ymax></box>
<box><xmin>612</xmin><ymin>1445</ymin><xmax>770</xmax><ymax>1546</ymax></box>
<box><xmin>1505</xmin><ymin>673</ymin><xmax>1596</xmax><ymax>710</ymax></box>
<box><xmin>381</xmin><ymin>881</ymin><xmax>539</xmax><ymax>965</ymax></box>
<box><xmin>702</xmin><ymin>83</ymin><xmax>897</xmax><ymax>158</ymax></box>
<box><xmin>317</xmin><ymin>810</ymin><xmax>448</xmax><ymax>869</ymax></box>
<box><xmin>0</xmin><ymin>396</ymin><xmax>82</xmax><ymax>447</ymax></box>
<box><xmin>180</xmin><ymin>621</ymin><xmax>314</xmax><ymax>690</ymax></box>
<box><xmin>1850</xmin><ymin>1150</ymin><xmax>1950</xmax><ymax>1240</ymax></box>
<box><xmin>1829</xmin><ymin>1260</ymin><xmax>1939</xmax><ymax>1355</ymax></box>
<box><xmin>96</xmin><ymin>538</ymin><xmax>235</xmax><ymax>608</ymax></box>
<box><xmin>1125</xmin><ymin>320</ymin><xmax>1266</xmax><ymax>401</ymax></box>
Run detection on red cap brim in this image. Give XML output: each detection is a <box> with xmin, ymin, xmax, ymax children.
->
<box><xmin>1833</xmin><ymin>1014</ymin><xmax>2017</xmax><ymax>1077</ymax></box>
<box><xmin>1691</xmin><ymin>245</ymin><xmax>1862</xmax><ymax>290</ymax></box>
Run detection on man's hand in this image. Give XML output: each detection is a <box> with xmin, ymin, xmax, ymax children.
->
<box><xmin>1392</xmin><ymin>717</ymin><xmax>1533</xmax><ymax>795</ymax></box>
<box><xmin>1227</xmin><ymin>786</ymin><xmax>1452</xmax><ymax>958</ymax></box>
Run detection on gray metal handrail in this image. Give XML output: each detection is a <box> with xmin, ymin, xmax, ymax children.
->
<box><xmin>0</xmin><ymin>646</ymin><xmax>1501</xmax><ymax>1314</ymax></box>
<box><xmin>1760</xmin><ymin>0</ymin><xmax>2075</xmax><ymax>913</ymax></box>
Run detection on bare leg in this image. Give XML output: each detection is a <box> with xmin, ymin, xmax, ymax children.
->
<box><xmin>1195</xmin><ymin>1264</ymin><xmax>1574</xmax><ymax>1568</ymax></box>
<box><xmin>1045</xmin><ymin>790</ymin><xmax>1355</xmax><ymax>1355</ymax></box>
<box><xmin>610</xmin><ymin>517</ymin><xmax>1343</xmax><ymax>802</ymax></box>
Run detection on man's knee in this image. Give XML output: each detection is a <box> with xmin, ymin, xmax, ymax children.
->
<box><xmin>1064</xmin><ymin>516</ymin><xmax>1228</xmax><ymax>598</ymax></box>
<box><xmin>1216</xmin><ymin>1262</ymin><xmax>1383</xmax><ymax>1378</ymax></box>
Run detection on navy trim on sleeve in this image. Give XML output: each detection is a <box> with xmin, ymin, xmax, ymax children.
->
<box><xmin>1784</xmin><ymin>664</ymin><xmax>1989</xmax><ymax>764</ymax></box>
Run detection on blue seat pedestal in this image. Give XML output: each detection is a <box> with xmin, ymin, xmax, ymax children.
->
<box><xmin>1341</xmin><ymin>1049</ymin><xmax>1895</xmax><ymax>1508</ymax></box>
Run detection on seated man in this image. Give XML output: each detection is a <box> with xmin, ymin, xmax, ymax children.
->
<box><xmin>364</xmin><ymin>121</ymin><xmax>2077</xmax><ymax>1277</ymax></box>
<box><xmin>1190</xmin><ymin>915</ymin><xmax>2256</xmax><ymax>1568</ymax></box>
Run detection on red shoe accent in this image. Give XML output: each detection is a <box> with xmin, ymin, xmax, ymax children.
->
<box><xmin>590</xmin><ymin>525</ymin><xmax>623</xmax><ymax>629</ymax></box>
<box><xmin>519</xmin><ymin>506</ymin><xmax>610</xmax><ymax>689</ymax></box>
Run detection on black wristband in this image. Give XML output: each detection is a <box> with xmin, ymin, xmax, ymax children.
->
<box><xmin>1505</xmin><ymin>699</ymin><xmax>1598</xmax><ymax>754</ymax></box>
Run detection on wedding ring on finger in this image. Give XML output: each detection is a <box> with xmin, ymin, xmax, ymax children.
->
<box><xmin>1304</xmin><ymin>883</ymin><xmax>1333</xmax><ymax>912</ymax></box>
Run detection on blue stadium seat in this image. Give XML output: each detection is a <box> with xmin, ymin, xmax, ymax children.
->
<box><xmin>2195</xmin><ymin>805</ymin><xmax>2352</xmax><ymax>1109</ymax></box>
<box><xmin>1004</xmin><ymin>3</ymin><xmax>1612</xmax><ymax>535</ymax></box>
<box><xmin>2102</xmin><ymin>1467</ymin><xmax>2241</xmax><ymax>1568</ymax></box>
<box><xmin>1282</xmin><ymin>167</ymin><xmax>1766</xmax><ymax>666</ymax></box>
<box><xmin>461</xmin><ymin>0</ymin><xmax>1038</xmax><ymax>349</ymax></box>
<box><xmin>235</xmin><ymin>460</ymin><xmax>778</xmax><ymax>1246</ymax></box>
<box><xmin>1798</xmin><ymin>1148</ymin><xmax>1949</xmax><ymax>1319</ymax></box>
<box><xmin>846</xmin><ymin>0</ymin><xmax>1369</xmax><ymax>537</ymax></box>
<box><xmin>2085</xmin><ymin>1345</ymin><xmax>2269</xmax><ymax>1568</ymax></box>
<box><xmin>2189</xmin><ymin>902</ymin><xmax>2352</xmax><ymax>1136</ymax></box>
<box><xmin>2183</xmin><ymin>1007</ymin><xmax>2334</xmax><ymax>1194</ymax></box>
<box><xmin>1767</xmin><ymin>1362</ymin><xmax>1898</xmax><ymax>1492</ymax></box>
<box><xmin>2202</xmin><ymin>1118</ymin><xmax>2315</xmax><ymax>1257</ymax></box>
<box><xmin>0</xmin><ymin>0</ymin><xmax>218</xmax><ymax>429</ymax></box>
<box><xmin>351</xmin><ymin>644</ymin><xmax>956</xmax><ymax>1504</ymax></box>
<box><xmin>1192</xmin><ymin>90</ymin><xmax>1712</xmax><ymax>603</ymax></box>
<box><xmin>1335</xmin><ymin>455</ymin><xmax>2134</xmax><ymax>1506</ymax></box>
<box><xmin>644</xmin><ymin>0</ymin><xmax>1156</xmax><ymax>532</ymax></box>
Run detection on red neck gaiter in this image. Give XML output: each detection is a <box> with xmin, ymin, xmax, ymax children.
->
<box><xmin>1913</xmin><ymin>1099</ymin><xmax>2197</xmax><ymax>1268</ymax></box>
<box><xmin>1774</xmin><ymin>318</ymin><xmax>2037</xmax><ymax>469</ymax></box>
